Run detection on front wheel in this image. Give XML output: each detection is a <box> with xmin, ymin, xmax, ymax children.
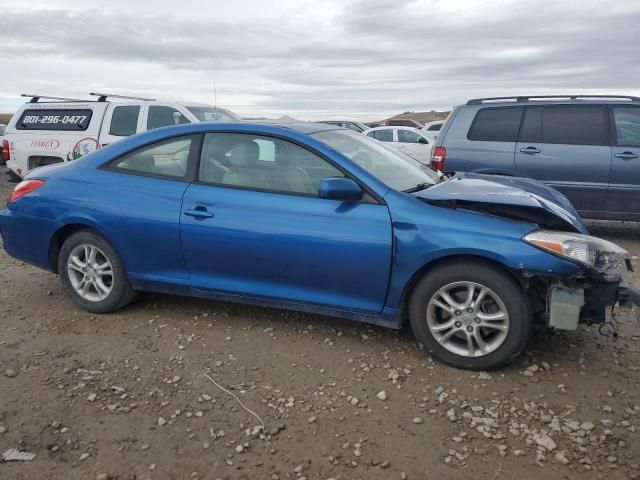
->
<box><xmin>409</xmin><ymin>260</ymin><xmax>532</xmax><ymax>370</ymax></box>
<box><xmin>58</xmin><ymin>231</ymin><xmax>136</xmax><ymax>313</ymax></box>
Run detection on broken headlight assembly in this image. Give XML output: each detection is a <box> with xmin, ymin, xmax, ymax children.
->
<box><xmin>523</xmin><ymin>230</ymin><xmax>630</xmax><ymax>275</ymax></box>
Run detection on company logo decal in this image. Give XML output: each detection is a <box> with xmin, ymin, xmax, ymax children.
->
<box><xmin>67</xmin><ymin>137</ymin><xmax>100</xmax><ymax>161</ymax></box>
<box><xmin>30</xmin><ymin>139</ymin><xmax>60</xmax><ymax>149</ymax></box>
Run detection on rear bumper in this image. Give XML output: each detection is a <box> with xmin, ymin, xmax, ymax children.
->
<box><xmin>0</xmin><ymin>207</ymin><xmax>60</xmax><ymax>271</ymax></box>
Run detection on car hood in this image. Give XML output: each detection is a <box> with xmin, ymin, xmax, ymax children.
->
<box><xmin>414</xmin><ymin>172</ymin><xmax>588</xmax><ymax>234</ymax></box>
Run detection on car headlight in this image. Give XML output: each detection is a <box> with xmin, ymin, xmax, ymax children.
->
<box><xmin>523</xmin><ymin>230</ymin><xmax>629</xmax><ymax>273</ymax></box>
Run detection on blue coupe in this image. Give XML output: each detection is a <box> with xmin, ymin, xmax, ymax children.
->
<box><xmin>1</xmin><ymin>122</ymin><xmax>638</xmax><ymax>369</ymax></box>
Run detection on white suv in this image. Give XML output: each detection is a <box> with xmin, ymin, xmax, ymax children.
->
<box><xmin>3</xmin><ymin>93</ymin><xmax>240</xmax><ymax>178</ymax></box>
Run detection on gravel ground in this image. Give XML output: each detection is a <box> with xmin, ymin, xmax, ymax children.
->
<box><xmin>1</xmin><ymin>167</ymin><xmax>640</xmax><ymax>480</ymax></box>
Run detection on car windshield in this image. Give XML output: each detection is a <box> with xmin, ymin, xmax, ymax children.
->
<box><xmin>312</xmin><ymin>129</ymin><xmax>439</xmax><ymax>192</ymax></box>
<box><xmin>186</xmin><ymin>107</ymin><xmax>241</xmax><ymax>122</ymax></box>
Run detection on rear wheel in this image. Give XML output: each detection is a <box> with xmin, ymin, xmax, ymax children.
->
<box><xmin>58</xmin><ymin>231</ymin><xmax>136</xmax><ymax>313</ymax></box>
<box><xmin>409</xmin><ymin>260</ymin><xmax>531</xmax><ymax>370</ymax></box>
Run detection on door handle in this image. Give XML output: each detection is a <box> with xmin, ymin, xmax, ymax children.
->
<box><xmin>183</xmin><ymin>208</ymin><xmax>214</xmax><ymax>219</ymax></box>
<box><xmin>520</xmin><ymin>146</ymin><xmax>541</xmax><ymax>154</ymax></box>
<box><xmin>615</xmin><ymin>151</ymin><xmax>639</xmax><ymax>160</ymax></box>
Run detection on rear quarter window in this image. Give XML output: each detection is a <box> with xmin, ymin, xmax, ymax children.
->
<box><xmin>467</xmin><ymin>107</ymin><xmax>523</xmax><ymax>142</ymax></box>
<box><xmin>16</xmin><ymin>109</ymin><xmax>93</xmax><ymax>131</ymax></box>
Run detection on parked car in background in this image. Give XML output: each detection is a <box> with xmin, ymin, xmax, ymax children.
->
<box><xmin>3</xmin><ymin>93</ymin><xmax>240</xmax><ymax>178</ymax></box>
<box><xmin>0</xmin><ymin>124</ymin><xmax>6</xmax><ymax>165</ymax></box>
<box><xmin>318</xmin><ymin>120</ymin><xmax>370</xmax><ymax>133</ymax></box>
<box><xmin>421</xmin><ymin>120</ymin><xmax>445</xmax><ymax>139</ymax></box>
<box><xmin>365</xmin><ymin>126</ymin><xmax>434</xmax><ymax>164</ymax></box>
<box><xmin>2</xmin><ymin>121</ymin><xmax>638</xmax><ymax>370</ymax></box>
<box><xmin>432</xmin><ymin>95</ymin><xmax>640</xmax><ymax>221</ymax></box>
<box><xmin>384</xmin><ymin>118</ymin><xmax>423</xmax><ymax>128</ymax></box>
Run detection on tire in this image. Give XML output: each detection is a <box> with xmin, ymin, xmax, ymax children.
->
<box><xmin>409</xmin><ymin>260</ymin><xmax>532</xmax><ymax>370</ymax></box>
<box><xmin>58</xmin><ymin>230</ymin><xmax>136</xmax><ymax>313</ymax></box>
<box><xmin>6</xmin><ymin>169</ymin><xmax>21</xmax><ymax>183</ymax></box>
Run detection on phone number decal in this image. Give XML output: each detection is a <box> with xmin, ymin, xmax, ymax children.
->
<box><xmin>22</xmin><ymin>115</ymin><xmax>88</xmax><ymax>125</ymax></box>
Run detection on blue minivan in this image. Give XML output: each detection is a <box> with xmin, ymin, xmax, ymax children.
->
<box><xmin>432</xmin><ymin>95</ymin><xmax>640</xmax><ymax>221</ymax></box>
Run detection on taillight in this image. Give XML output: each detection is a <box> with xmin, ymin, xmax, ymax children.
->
<box><xmin>7</xmin><ymin>179</ymin><xmax>45</xmax><ymax>203</ymax></box>
<box><xmin>1</xmin><ymin>140</ymin><xmax>9</xmax><ymax>162</ymax></box>
<box><xmin>431</xmin><ymin>146</ymin><xmax>446</xmax><ymax>171</ymax></box>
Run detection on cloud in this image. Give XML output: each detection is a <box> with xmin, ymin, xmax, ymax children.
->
<box><xmin>0</xmin><ymin>0</ymin><xmax>638</xmax><ymax>120</ymax></box>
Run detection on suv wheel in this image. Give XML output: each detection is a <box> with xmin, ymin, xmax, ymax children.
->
<box><xmin>409</xmin><ymin>260</ymin><xmax>531</xmax><ymax>370</ymax></box>
<box><xmin>58</xmin><ymin>231</ymin><xmax>136</xmax><ymax>313</ymax></box>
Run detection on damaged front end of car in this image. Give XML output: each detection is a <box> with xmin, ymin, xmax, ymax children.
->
<box><xmin>413</xmin><ymin>172</ymin><xmax>640</xmax><ymax>333</ymax></box>
<box><xmin>522</xmin><ymin>230</ymin><xmax>640</xmax><ymax>333</ymax></box>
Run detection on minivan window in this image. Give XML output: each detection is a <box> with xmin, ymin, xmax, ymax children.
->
<box><xmin>147</xmin><ymin>106</ymin><xmax>190</xmax><ymax>130</ymax></box>
<box><xmin>109</xmin><ymin>106</ymin><xmax>140</xmax><ymax>136</ymax></box>
<box><xmin>427</xmin><ymin>124</ymin><xmax>442</xmax><ymax>131</ymax></box>
<box><xmin>467</xmin><ymin>107</ymin><xmax>523</xmax><ymax>142</ymax></box>
<box><xmin>519</xmin><ymin>105</ymin><xmax>608</xmax><ymax>146</ymax></box>
<box><xmin>613</xmin><ymin>107</ymin><xmax>640</xmax><ymax>147</ymax></box>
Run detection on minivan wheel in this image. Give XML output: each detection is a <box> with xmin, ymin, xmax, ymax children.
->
<box><xmin>58</xmin><ymin>231</ymin><xmax>136</xmax><ymax>313</ymax></box>
<box><xmin>409</xmin><ymin>260</ymin><xmax>532</xmax><ymax>370</ymax></box>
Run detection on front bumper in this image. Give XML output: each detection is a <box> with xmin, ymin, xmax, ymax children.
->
<box><xmin>544</xmin><ymin>258</ymin><xmax>640</xmax><ymax>329</ymax></box>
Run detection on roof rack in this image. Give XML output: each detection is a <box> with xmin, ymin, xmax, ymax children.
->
<box><xmin>90</xmin><ymin>92</ymin><xmax>156</xmax><ymax>102</ymax></box>
<box><xmin>21</xmin><ymin>93</ymin><xmax>88</xmax><ymax>103</ymax></box>
<box><xmin>466</xmin><ymin>95</ymin><xmax>640</xmax><ymax>105</ymax></box>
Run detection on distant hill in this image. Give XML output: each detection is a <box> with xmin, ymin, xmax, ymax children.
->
<box><xmin>0</xmin><ymin>113</ymin><xmax>13</xmax><ymax>125</ymax></box>
<box><xmin>386</xmin><ymin>110</ymin><xmax>450</xmax><ymax>125</ymax></box>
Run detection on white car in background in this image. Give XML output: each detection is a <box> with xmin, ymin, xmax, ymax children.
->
<box><xmin>364</xmin><ymin>126</ymin><xmax>434</xmax><ymax>165</ymax></box>
<box><xmin>421</xmin><ymin>120</ymin><xmax>445</xmax><ymax>139</ymax></box>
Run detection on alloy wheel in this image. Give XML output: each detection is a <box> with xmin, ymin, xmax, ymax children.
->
<box><xmin>426</xmin><ymin>281</ymin><xmax>510</xmax><ymax>357</ymax></box>
<box><xmin>66</xmin><ymin>244</ymin><xmax>114</xmax><ymax>302</ymax></box>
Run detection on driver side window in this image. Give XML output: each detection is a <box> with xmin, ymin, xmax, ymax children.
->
<box><xmin>198</xmin><ymin>133</ymin><xmax>343</xmax><ymax>196</ymax></box>
<box><xmin>111</xmin><ymin>136</ymin><xmax>192</xmax><ymax>179</ymax></box>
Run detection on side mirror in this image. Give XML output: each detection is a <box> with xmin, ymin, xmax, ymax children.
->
<box><xmin>318</xmin><ymin>177</ymin><xmax>363</xmax><ymax>201</ymax></box>
<box><xmin>418</xmin><ymin>137</ymin><xmax>429</xmax><ymax>144</ymax></box>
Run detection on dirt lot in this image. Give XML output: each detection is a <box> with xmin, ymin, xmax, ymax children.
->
<box><xmin>1</xmin><ymin>167</ymin><xmax>639</xmax><ymax>480</ymax></box>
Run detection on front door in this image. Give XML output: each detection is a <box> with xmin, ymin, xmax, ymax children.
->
<box><xmin>515</xmin><ymin>104</ymin><xmax>611</xmax><ymax>214</ymax></box>
<box><xmin>607</xmin><ymin>105</ymin><xmax>640</xmax><ymax>217</ymax></box>
<box><xmin>180</xmin><ymin>132</ymin><xmax>393</xmax><ymax>313</ymax></box>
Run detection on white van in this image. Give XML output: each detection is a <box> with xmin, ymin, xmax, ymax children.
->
<box><xmin>3</xmin><ymin>93</ymin><xmax>240</xmax><ymax>178</ymax></box>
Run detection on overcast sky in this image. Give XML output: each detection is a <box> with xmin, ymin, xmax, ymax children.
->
<box><xmin>0</xmin><ymin>0</ymin><xmax>638</xmax><ymax>120</ymax></box>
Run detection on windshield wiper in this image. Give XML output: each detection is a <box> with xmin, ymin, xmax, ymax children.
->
<box><xmin>403</xmin><ymin>183</ymin><xmax>433</xmax><ymax>193</ymax></box>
